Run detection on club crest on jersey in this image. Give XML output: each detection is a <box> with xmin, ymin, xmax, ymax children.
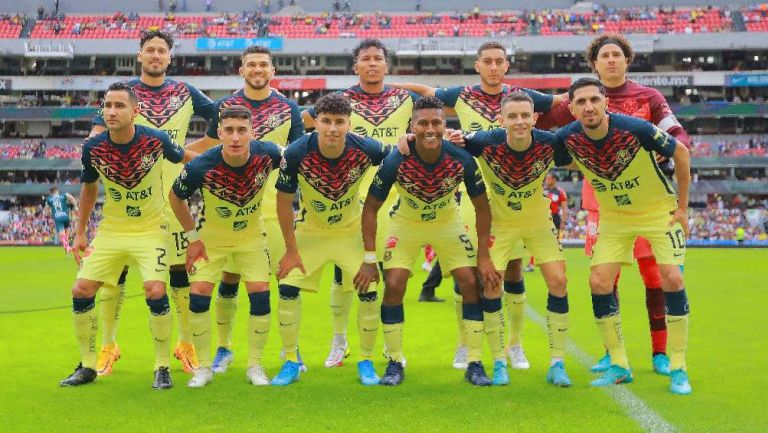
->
<box><xmin>623</xmin><ymin>98</ymin><xmax>639</xmax><ymax>114</ymax></box>
<box><xmin>616</xmin><ymin>150</ymin><xmax>631</xmax><ymax>165</ymax></box>
<box><xmin>531</xmin><ymin>161</ymin><xmax>546</xmax><ymax>176</ymax></box>
<box><xmin>267</xmin><ymin>114</ymin><xmax>281</xmax><ymax>128</ymax></box>
<box><xmin>168</xmin><ymin>96</ymin><xmax>182</xmax><ymax>110</ymax></box>
<box><xmin>442</xmin><ymin>177</ymin><xmax>458</xmax><ymax>190</ymax></box>
<box><xmin>347</xmin><ymin>167</ymin><xmax>362</xmax><ymax>182</ymax></box>
<box><xmin>140</xmin><ymin>155</ymin><xmax>155</xmax><ymax>171</ymax></box>
<box><xmin>254</xmin><ymin>172</ymin><xmax>268</xmax><ymax>187</ymax></box>
<box><xmin>387</xmin><ymin>95</ymin><xmax>401</xmax><ymax>108</ymax></box>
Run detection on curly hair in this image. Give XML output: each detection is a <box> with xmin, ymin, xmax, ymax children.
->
<box><xmin>314</xmin><ymin>93</ymin><xmax>352</xmax><ymax>116</ymax></box>
<box><xmin>353</xmin><ymin>38</ymin><xmax>389</xmax><ymax>60</ymax></box>
<box><xmin>585</xmin><ymin>34</ymin><xmax>634</xmax><ymax>72</ymax></box>
<box><xmin>140</xmin><ymin>30</ymin><xmax>174</xmax><ymax>50</ymax></box>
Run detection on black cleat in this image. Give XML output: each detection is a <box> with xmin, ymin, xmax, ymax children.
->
<box><xmin>152</xmin><ymin>366</ymin><xmax>173</xmax><ymax>389</ymax></box>
<box><xmin>380</xmin><ymin>360</ymin><xmax>405</xmax><ymax>386</ymax></box>
<box><xmin>465</xmin><ymin>361</ymin><xmax>492</xmax><ymax>386</ymax></box>
<box><xmin>59</xmin><ymin>363</ymin><xmax>97</xmax><ymax>387</ymax></box>
<box><xmin>418</xmin><ymin>293</ymin><xmax>446</xmax><ymax>302</ymax></box>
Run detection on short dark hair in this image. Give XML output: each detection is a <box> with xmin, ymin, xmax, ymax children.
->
<box><xmin>314</xmin><ymin>93</ymin><xmax>352</xmax><ymax>116</ymax></box>
<box><xmin>477</xmin><ymin>41</ymin><xmax>507</xmax><ymax>58</ymax></box>
<box><xmin>139</xmin><ymin>30</ymin><xmax>174</xmax><ymax>50</ymax></box>
<box><xmin>500</xmin><ymin>91</ymin><xmax>534</xmax><ymax>110</ymax></box>
<box><xmin>353</xmin><ymin>38</ymin><xmax>388</xmax><ymax>61</ymax></box>
<box><xmin>49</xmin><ymin>186</ymin><xmax>58</xmax><ymax>193</ymax></box>
<box><xmin>546</xmin><ymin>171</ymin><xmax>558</xmax><ymax>180</ymax></box>
<box><xmin>106</xmin><ymin>81</ymin><xmax>138</xmax><ymax>105</ymax></box>
<box><xmin>219</xmin><ymin>105</ymin><xmax>252</xmax><ymax>122</ymax></box>
<box><xmin>568</xmin><ymin>77</ymin><xmax>606</xmax><ymax>100</ymax></box>
<box><xmin>242</xmin><ymin>45</ymin><xmax>273</xmax><ymax>60</ymax></box>
<box><xmin>585</xmin><ymin>34</ymin><xmax>634</xmax><ymax>71</ymax></box>
<box><xmin>413</xmin><ymin>96</ymin><xmax>444</xmax><ymax>113</ymax></box>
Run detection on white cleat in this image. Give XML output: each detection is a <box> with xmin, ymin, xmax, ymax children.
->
<box><xmin>452</xmin><ymin>345</ymin><xmax>469</xmax><ymax>370</ymax></box>
<box><xmin>324</xmin><ymin>341</ymin><xmax>350</xmax><ymax>368</ymax></box>
<box><xmin>246</xmin><ymin>365</ymin><xmax>270</xmax><ymax>386</ymax></box>
<box><xmin>507</xmin><ymin>345</ymin><xmax>531</xmax><ymax>370</ymax></box>
<box><xmin>187</xmin><ymin>367</ymin><xmax>213</xmax><ymax>388</ymax></box>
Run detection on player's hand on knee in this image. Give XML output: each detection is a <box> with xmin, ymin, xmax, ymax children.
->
<box><xmin>353</xmin><ymin>263</ymin><xmax>380</xmax><ymax>293</ymax></box>
<box><xmin>186</xmin><ymin>240</ymin><xmax>208</xmax><ymax>274</ymax></box>
<box><xmin>277</xmin><ymin>250</ymin><xmax>305</xmax><ymax>280</ymax></box>
<box><xmin>396</xmin><ymin>133</ymin><xmax>415</xmax><ymax>155</ymax></box>
<box><xmin>444</xmin><ymin>129</ymin><xmax>465</xmax><ymax>146</ymax></box>
<box><xmin>477</xmin><ymin>256</ymin><xmax>502</xmax><ymax>291</ymax></box>
<box><xmin>72</xmin><ymin>232</ymin><xmax>88</xmax><ymax>266</ymax></box>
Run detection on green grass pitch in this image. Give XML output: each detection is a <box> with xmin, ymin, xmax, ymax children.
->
<box><xmin>1</xmin><ymin>247</ymin><xmax>766</xmax><ymax>432</ymax></box>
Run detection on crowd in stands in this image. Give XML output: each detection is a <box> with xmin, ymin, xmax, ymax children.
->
<box><xmin>0</xmin><ymin>204</ymin><xmax>98</xmax><ymax>245</ymax></box>
<box><xmin>0</xmin><ymin>140</ymin><xmax>82</xmax><ymax>160</ymax></box>
<box><xmin>689</xmin><ymin>136</ymin><xmax>768</xmax><ymax>157</ymax></box>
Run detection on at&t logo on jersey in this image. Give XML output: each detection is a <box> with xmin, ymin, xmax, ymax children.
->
<box><xmin>108</xmin><ymin>188</ymin><xmax>123</xmax><ymax>202</ymax></box>
<box><xmin>311</xmin><ymin>200</ymin><xmax>327</xmax><ymax>213</ymax></box>
<box><xmin>215</xmin><ymin>206</ymin><xmax>232</xmax><ymax>218</ymax></box>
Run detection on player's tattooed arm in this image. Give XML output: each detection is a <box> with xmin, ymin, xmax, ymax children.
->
<box><xmin>354</xmin><ymin>194</ymin><xmax>384</xmax><ymax>292</ymax></box>
<box><xmin>72</xmin><ymin>182</ymin><xmax>98</xmax><ymax>265</ymax></box>
<box><xmin>470</xmin><ymin>192</ymin><xmax>502</xmax><ymax>292</ymax></box>
<box><xmin>670</xmin><ymin>141</ymin><xmax>691</xmax><ymax>236</ymax></box>
<box><xmin>276</xmin><ymin>191</ymin><xmax>305</xmax><ymax>279</ymax></box>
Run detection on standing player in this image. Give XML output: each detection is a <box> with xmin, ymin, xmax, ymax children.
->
<box><xmin>90</xmin><ymin>30</ymin><xmax>217</xmax><ymax>376</ymax></box>
<box><xmin>394</xmin><ymin>41</ymin><xmax>562</xmax><ymax>370</ymax></box>
<box><xmin>186</xmin><ymin>45</ymin><xmax>304</xmax><ymax>373</ymax></box>
<box><xmin>60</xmin><ymin>82</ymin><xmax>196</xmax><ymax>388</ymax></box>
<box><xmin>303</xmin><ymin>39</ymin><xmax>419</xmax><ymax>369</ymax></box>
<box><xmin>538</xmin><ymin>34</ymin><xmax>690</xmax><ymax>375</ymax></box>
<box><xmin>556</xmin><ymin>78</ymin><xmax>692</xmax><ymax>395</ymax></box>
<box><xmin>45</xmin><ymin>186</ymin><xmax>77</xmax><ymax>254</ymax></box>
<box><xmin>355</xmin><ymin>97</ymin><xmax>500</xmax><ymax>386</ymax></box>
<box><xmin>271</xmin><ymin>94</ymin><xmax>392</xmax><ymax>386</ymax></box>
<box><xmin>526</xmin><ymin>172</ymin><xmax>569</xmax><ymax>271</ymax></box>
<box><xmin>168</xmin><ymin>106</ymin><xmax>282</xmax><ymax>387</ymax></box>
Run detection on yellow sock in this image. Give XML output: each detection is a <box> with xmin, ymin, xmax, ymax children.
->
<box><xmin>382</xmin><ymin>322</ymin><xmax>403</xmax><ymax>362</ymax></box>
<box><xmin>454</xmin><ymin>293</ymin><xmax>466</xmax><ymax>346</ymax></box>
<box><xmin>330</xmin><ymin>283</ymin><xmax>353</xmax><ymax>335</ymax></box>
<box><xmin>464</xmin><ymin>319</ymin><xmax>484</xmax><ymax>363</ymax></box>
<box><xmin>547</xmin><ymin>311</ymin><xmax>569</xmax><ymax>360</ymax></box>
<box><xmin>596</xmin><ymin>313</ymin><xmax>629</xmax><ymax>369</ymax></box>
<box><xmin>99</xmin><ymin>283</ymin><xmax>124</xmax><ymax>346</ymax></box>
<box><xmin>215</xmin><ymin>295</ymin><xmax>237</xmax><ymax>349</ymax></box>
<box><xmin>170</xmin><ymin>285</ymin><xmax>192</xmax><ymax>343</ymax></box>
<box><xmin>248</xmin><ymin>314</ymin><xmax>271</xmax><ymax>367</ymax></box>
<box><xmin>666</xmin><ymin>314</ymin><xmax>689</xmax><ymax>371</ymax></box>
<box><xmin>73</xmin><ymin>305</ymin><xmax>98</xmax><ymax>369</ymax></box>
<box><xmin>357</xmin><ymin>294</ymin><xmax>380</xmax><ymax>360</ymax></box>
<box><xmin>278</xmin><ymin>295</ymin><xmax>301</xmax><ymax>362</ymax></box>
<box><xmin>483</xmin><ymin>304</ymin><xmax>505</xmax><ymax>361</ymax></box>
<box><xmin>504</xmin><ymin>292</ymin><xmax>526</xmax><ymax>347</ymax></box>
<box><xmin>189</xmin><ymin>310</ymin><xmax>211</xmax><ymax>368</ymax></box>
<box><xmin>148</xmin><ymin>311</ymin><xmax>172</xmax><ymax>370</ymax></box>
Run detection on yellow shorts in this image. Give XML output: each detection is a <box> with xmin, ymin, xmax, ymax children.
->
<box><xmin>191</xmin><ymin>234</ymin><xmax>271</xmax><ymax>284</ymax></box>
<box><xmin>457</xmin><ymin>193</ymin><xmax>525</xmax><ymax>272</ymax></box>
<box><xmin>382</xmin><ymin>215</ymin><xmax>476</xmax><ymax>274</ymax></box>
<box><xmin>491</xmin><ymin>222</ymin><xmax>563</xmax><ymax>270</ymax></box>
<box><xmin>167</xmin><ymin>224</ymin><xmax>189</xmax><ymax>267</ymax></box>
<box><xmin>78</xmin><ymin>231</ymin><xmax>169</xmax><ymax>285</ymax></box>
<box><xmin>222</xmin><ymin>219</ymin><xmax>284</xmax><ymax>275</ymax></box>
<box><xmin>591</xmin><ymin>212</ymin><xmax>686</xmax><ymax>266</ymax></box>
<box><xmin>281</xmin><ymin>226</ymin><xmax>375</xmax><ymax>293</ymax></box>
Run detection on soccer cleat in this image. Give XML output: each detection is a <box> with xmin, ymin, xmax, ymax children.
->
<box><xmin>465</xmin><ymin>361</ymin><xmax>492</xmax><ymax>386</ymax></box>
<box><xmin>357</xmin><ymin>360</ymin><xmax>380</xmax><ymax>386</ymax></box>
<box><xmin>523</xmin><ymin>264</ymin><xmax>535</xmax><ymax>272</ymax></box>
<box><xmin>669</xmin><ymin>369</ymin><xmax>692</xmax><ymax>395</ymax></box>
<box><xmin>246</xmin><ymin>365</ymin><xmax>270</xmax><ymax>386</ymax></box>
<box><xmin>271</xmin><ymin>361</ymin><xmax>300</xmax><ymax>386</ymax></box>
<box><xmin>421</xmin><ymin>261</ymin><xmax>433</xmax><ymax>272</ymax></box>
<box><xmin>152</xmin><ymin>366</ymin><xmax>173</xmax><ymax>389</ymax></box>
<box><xmin>324</xmin><ymin>341</ymin><xmax>351</xmax><ymax>368</ymax></box>
<box><xmin>491</xmin><ymin>360</ymin><xmax>510</xmax><ymax>386</ymax></box>
<box><xmin>96</xmin><ymin>344</ymin><xmax>121</xmax><ymax>376</ymax></box>
<box><xmin>590</xmin><ymin>365</ymin><xmax>633</xmax><ymax>387</ymax></box>
<box><xmin>507</xmin><ymin>345</ymin><xmax>530</xmax><ymax>369</ymax></box>
<box><xmin>590</xmin><ymin>352</ymin><xmax>612</xmax><ymax>373</ymax></box>
<box><xmin>281</xmin><ymin>348</ymin><xmax>308</xmax><ymax>373</ymax></box>
<box><xmin>418</xmin><ymin>292</ymin><xmax>445</xmax><ymax>302</ymax></box>
<box><xmin>546</xmin><ymin>361</ymin><xmax>572</xmax><ymax>387</ymax></box>
<box><xmin>187</xmin><ymin>367</ymin><xmax>213</xmax><ymax>388</ymax></box>
<box><xmin>380</xmin><ymin>360</ymin><xmax>405</xmax><ymax>386</ymax></box>
<box><xmin>174</xmin><ymin>342</ymin><xmax>199</xmax><ymax>373</ymax></box>
<box><xmin>652</xmin><ymin>353</ymin><xmax>671</xmax><ymax>376</ymax></box>
<box><xmin>59</xmin><ymin>363</ymin><xmax>96</xmax><ymax>387</ymax></box>
<box><xmin>452</xmin><ymin>345</ymin><xmax>469</xmax><ymax>369</ymax></box>
<box><xmin>212</xmin><ymin>347</ymin><xmax>234</xmax><ymax>374</ymax></box>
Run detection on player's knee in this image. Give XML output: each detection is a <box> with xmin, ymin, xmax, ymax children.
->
<box><xmin>505</xmin><ymin>258</ymin><xmax>523</xmax><ymax>281</ymax></box>
<box><xmin>169</xmin><ymin>269</ymin><xmax>189</xmax><ymax>289</ymax></box>
<box><xmin>72</xmin><ymin>279</ymin><xmax>98</xmax><ymax>298</ymax></box>
<box><xmin>189</xmin><ymin>293</ymin><xmax>212</xmax><ymax>313</ymax></box>
<box><xmin>221</xmin><ymin>271</ymin><xmax>241</xmax><ymax>284</ymax></box>
<box><xmin>248</xmin><ymin>291</ymin><xmax>270</xmax><ymax>316</ymax></box>
<box><xmin>143</xmin><ymin>282</ymin><xmax>166</xmax><ymax>300</ymax></box>
<box><xmin>545</xmin><ymin>273</ymin><xmax>568</xmax><ymax>296</ymax></box>
<box><xmin>659</xmin><ymin>266</ymin><xmax>684</xmax><ymax>291</ymax></box>
<box><xmin>278</xmin><ymin>284</ymin><xmax>300</xmax><ymax>300</ymax></box>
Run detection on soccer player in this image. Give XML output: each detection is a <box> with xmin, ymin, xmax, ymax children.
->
<box><xmin>59</xmin><ymin>81</ymin><xmax>196</xmax><ymax>388</ymax></box>
<box><xmin>538</xmin><ymin>34</ymin><xmax>690</xmax><ymax>375</ymax></box>
<box><xmin>168</xmin><ymin>106</ymin><xmax>282</xmax><ymax>387</ymax></box>
<box><xmin>303</xmin><ymin>38</ymin><xmax>419</xmax><ymax>369</ymax></box>
<box><xmin>555</xmin><ymin>78</ymin><xmax>692</xmax><ymax>395</ymax></box>
<box><xmin>393</xmin><ymin>41</ymin><xmax>563</xmax><ymax>370</ymax></box>
<box><xmin>90</xmin><ymin>30</ymin><xmax>217</xmax><ymax>376</ymax></box>
<box><xmin>451</xmin><ymin>91</ymin><xmax>574</xmax><ymax>386</ymax></box>
<box><xmin>271</xmin><ymin>94</ymin><xmax>392</xmax><ymax>386</ymax></box>
<box><xmin>45</xmin><ymin>186</ymin><xmax>77</xmax><ymax>254</ymax></box>
<box><xmin>186</xmin><ymin>45</ymin><xmax>304</xmax><ymax>373</ymax></box>
<box><xmin>355</xmin><ymin>97</ymin><xmax>500</xmax><ymax>386</ymax></box>
<box><xmin>525</xmin><ymin>171</ymin><xmax>569</xmax><ymax>271</ymax></box>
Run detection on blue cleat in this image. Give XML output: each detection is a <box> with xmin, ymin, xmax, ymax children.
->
<box><xmin>591</xmin><ymin>365</ymin><xmax>634</xmax><ymax>387</ymax></box>
<box><xmin>211</xmin><ymin>347</ymin><xmax>234</xmax><ymax>374</ymax></box>
<box><xmin>590</xmin><ymin>352</ymin><xmax>611</xmax><ymax>373</ymax></box>
<box><xmin>357</xmin><ymin>360</ymin><xmax>380</xmax><ymax>386</ymax></box>
<box><xmin>271</xmin><ymin>361</ymin><xmax>301</xmax><ymax>386</ymax></box>
<box><xmin>670</xmin><ymin>369</ymin><xmax>692</xmax><ymax>395</ymax></box>
<box><xmin>652</xmin><ymin>353</ymin><xmax>671</xmax><ymax>376</ymax></box>
<box><xmin>491</xmin><ymin>360</ymin><xmax>509</xmax><ymax>386</ymax></box>
<box><xmin>465</xmin><ymin>361</ymin><xmax>492</xmax><ymax>386</ymax></box>
<box><xmin>546</xmin><ymin>361</ymin><xmax>572</xmax><ymax>387</ymax></box>
<box><xmin>380</xmin><ymin>360</ymin><xmax>405</xmax><ymax>386</ymax></box>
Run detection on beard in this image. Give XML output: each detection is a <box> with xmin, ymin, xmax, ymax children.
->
<box><xmin>141</xmin><ymin>64</ymin><xmax>167</xmax><ymax>78</ymax></box>
<box><xmin>245</xmin><ymin>78</ymin><xmax>269</xmax><ymax>91</ymax></box>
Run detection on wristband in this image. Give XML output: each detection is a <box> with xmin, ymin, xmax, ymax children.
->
<box><xmin>363</xmin><ymin>251</ymin><xmax>377</xmax><ymax>264</ymax></box>
<box><xmin>186</xmin><ymin>229</ymin><xmax>200</xmax><ymax>242</ymax></box>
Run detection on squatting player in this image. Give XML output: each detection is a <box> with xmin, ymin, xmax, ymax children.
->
<box><xmin>538</xmin><ymin>34</ymin><xmax>691</xmax><ymax>375</ymax></box>
<box><xmin>169</xmin><ymin>106</ymin><xmax>282</xmax><ymax>387</ymax></box>
<box><xmin>555</xmin><ymin>78</ymin><xmax>692</xmax><ymax>395</ymax></box>
<box><xmin>60</xmin><ymin>81</ymin><xmax>196</xmax><ymax>389</ymax></box>
<box><xmin>187</xmin><ymin>45</ymin><xmax>304</xmax><ymax>373</ymax></box>
<box><xmin>45</xmin><ymin>186</ymin><xmax>78</xmax><ymax>254</ymax></box>
<box><xmin>90</xmin><ymin>30</ymin><xmax>217</xmax><ymax>375</ymax></box>
<box><xmin>355</xmin><ymin>97</ymin><xmax>500</xmax><ymax>386</ymax></box>
<box><xmin>271</xmin><ymin>94</ymin><xmax>392</xmax><ymax>386</ymax></box>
